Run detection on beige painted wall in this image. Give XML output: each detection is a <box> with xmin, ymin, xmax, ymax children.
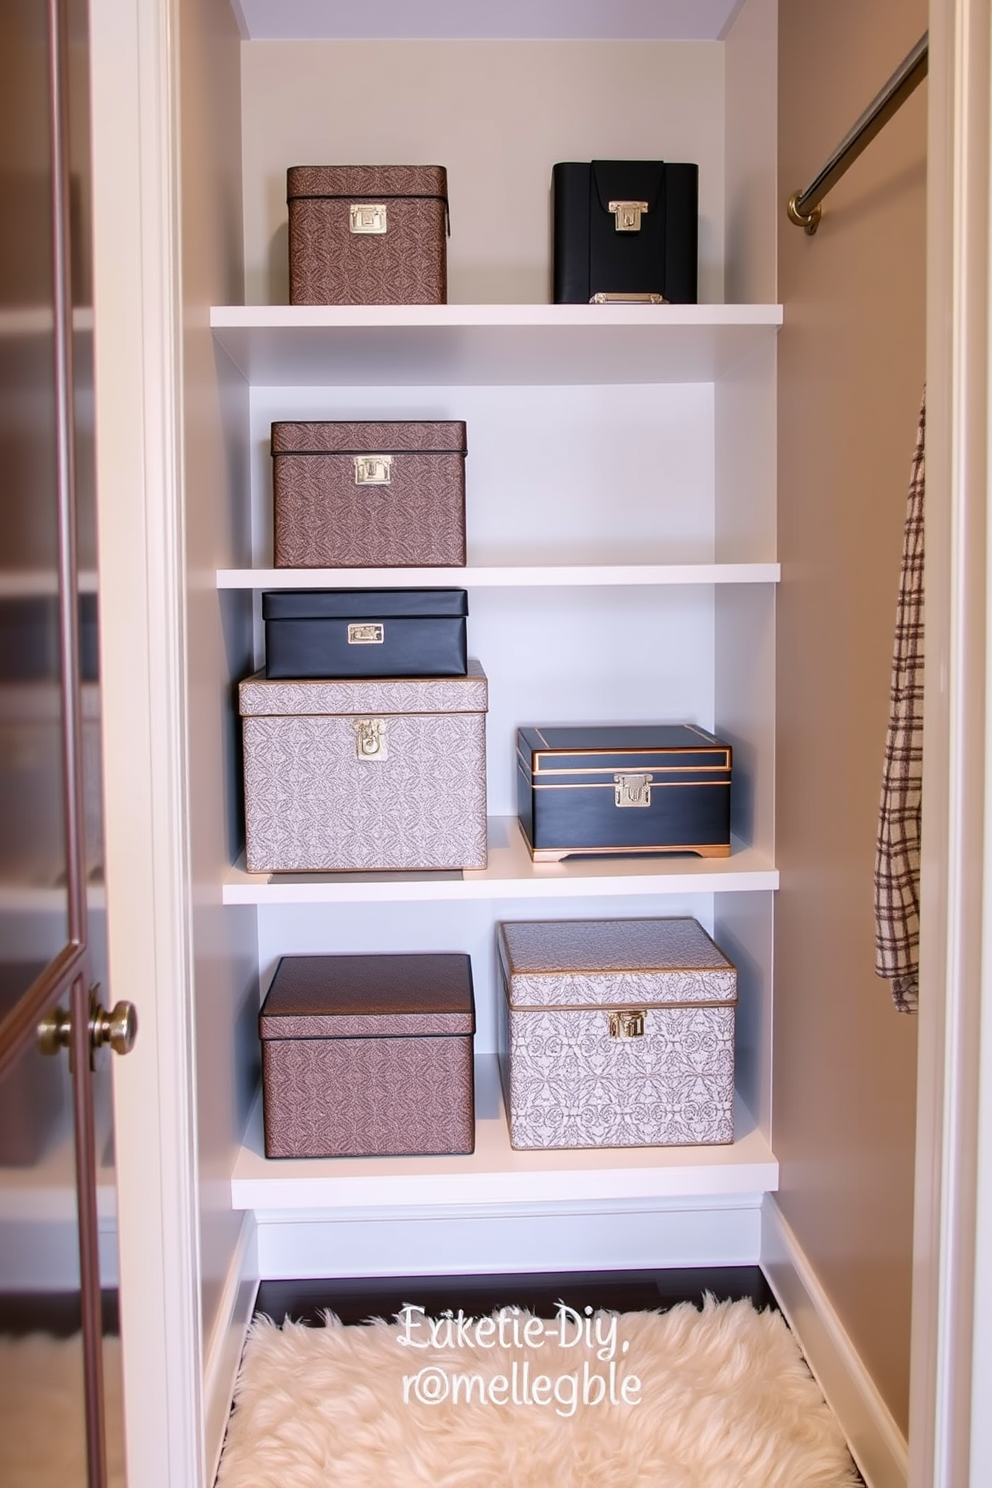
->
<box><xmin>178</xmin><ymin>0</ymin><xmax>259</xmax><ymax>1353</ymax></box>
<box><xmin>775</xmin><ymin>0</ymin><xmax>926</xmax><ymax>1430</ymax></box>
<box><xmin>240</xmin><ymin>39</ymin><xmax>727</xmax><ymax>304</ymax></box>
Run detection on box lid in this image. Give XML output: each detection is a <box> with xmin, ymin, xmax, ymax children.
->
<box><xmin>498</xmin><ymin>918</ymin><xmax>736</xmax><ymax>1008</ymax></box>
<box><xmin>590</xmin><ymin>160</ymin><xmax>668</xmax><ymax>216</ymax></box>
<box><xmin>240</xmin><ymin>658</ymin><xmax>487</xmax><ymax>718</ymax></box>
<box><xmin>271</xmin><ymin>420</ymin><xmax>466</xmax><ymax>456</ymax></box>
<box><xmin>517</xmin><ymin>724</ymin><xmax>730</xmax><ymax>777</ymax></box>
<box><xmin>287</xmin><ymin>165</ymin><xmax>448</xmax><ymax>205</ymax></box>
<box><xmin>262</xmin><ymin>589</ymin><xmax>468</xmax><ymax>622</ymax></box>
<box><xmin>259</xmin><ymin>953</ymin><xmax>475</xmax><ymax>1040</ymax></box>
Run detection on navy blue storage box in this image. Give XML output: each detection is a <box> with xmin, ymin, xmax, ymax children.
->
<box><xmin>516</xmin><ymin>725</ymin><xmax>731</xmax><ymax>861</ymax></box>
<box><xmin>263</xmin><ymin>588</ymin><xmax>468</xmax><ymax>680</ymax></box>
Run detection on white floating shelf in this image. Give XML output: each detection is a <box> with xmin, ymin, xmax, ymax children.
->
<box><xmin>0</xmin><ymin>569</ymin><xmax>99</xmax><ymax>598</ymax></box>
<box><xmin>0</xmin><ymin>306</ymin><xmax>94</xmax><ymax>339</ymax></box>
<box><xmin>0</xmin><ymin>880</ymin><xmax>106</xmax><ymax>913</ymax></box>
<box><xmin>232</xmin><ymin>1059</ymin><xmax>778</xmax><ymax>1212</ymax></box>
<box><xmin>218</xmin><ymin>562</ymin><xmax>780</xmax><ymax>590</ymax></box>
<box><xmin>0</xmin><ymin>1126</ymin><xmax>116</xmax><ymax>1223</ymax></box>
<box><xmin>222</xmin><ymin>822</ymin><xmax>777</xmax><ymax>905</ymax></box>
<box><xmin>211</xmin><ymin>303</ymin><xmax>782</xmax><ymax>387</ymax></box>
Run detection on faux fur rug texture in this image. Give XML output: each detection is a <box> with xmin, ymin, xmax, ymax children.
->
<box><xmin>217</xmin><ymin>1296</ymin><xmax>861</xmax><ymax>1487</ymax></box>
<box><xmin>0</xmin><ymin>1333</ymin><xmax>125</xmax><ymax>1488</ymax></box>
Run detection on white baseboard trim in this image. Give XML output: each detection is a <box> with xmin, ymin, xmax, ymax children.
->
<box><xmin>203</xmin><ymin>1212</ymin><xmax>259</xmax><ymax>1486</ymax></box>
<box><xmin>760</xmin><ymin>1196</ymin><xmax>908</xmax><ymax>1488</ymax></box>
<box><xmin>254</xmin><ymin>1196</ymin><xmax>764</xmax><ymax>1279</ymax></box>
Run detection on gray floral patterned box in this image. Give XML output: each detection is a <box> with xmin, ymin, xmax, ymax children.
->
<box><xmin>496</xmin><ymin>917</ymin><xmax>736</xmax><ymax>1149</ymax></box>
<box><xmin>239</xmin><ymin>662</ymin><xmax>487</xmax><ymax>873</ymax></box>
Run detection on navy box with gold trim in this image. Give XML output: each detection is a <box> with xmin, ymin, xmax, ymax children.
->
<box><xmin>516</xmin><ymin>725</ymin><xmax>732</xmax><ymax>862</ymax></box>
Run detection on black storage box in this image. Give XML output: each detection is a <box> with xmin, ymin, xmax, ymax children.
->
<box><xmin>552</xmin><ymin>160</ymin><xmax>699</xmax><ymax>305</ymax></box>
<box><xmin>262</xmin><ymin>588</ymin><xmax>468</xmax><ymax>680</ymax></box>
<box><xmin>516</xmin><ymin>725</ymin><xmax>731</xmax><ymax>861</ymax></box>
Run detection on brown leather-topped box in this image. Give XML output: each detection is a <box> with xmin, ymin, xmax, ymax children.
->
<box><xmin>287</xmin><ymin>164</ymin><xmax>448</xmax><ymax>305</ymax></box>
<box><xmin>271</xmin><ymin>420</ymin><xmax>467</xmax><ymax>569</ymax></box>
<box><xmin>258</xmin><ymin>952</ymin><xmax>476</xmax><ymax>1158</ymax></box>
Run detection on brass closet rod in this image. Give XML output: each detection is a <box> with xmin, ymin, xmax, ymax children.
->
<box><xmin>788</xmin><ymin>31</ymin><xmax>928</xmax><ymax>234</ymax></box>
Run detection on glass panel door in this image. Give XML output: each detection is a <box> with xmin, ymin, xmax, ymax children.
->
<box><xmin>0</xmin><ymin>2</ymin><xmax>126</xmax><ymax>1483</ymax></box>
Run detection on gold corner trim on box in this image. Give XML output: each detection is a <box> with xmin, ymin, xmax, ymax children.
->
<box><xmin>527</xmin><ymin>844</ymin><xmax>733</xmax><ymax>863</ymax></box>
<box><xmin>532</xmin><ymin>764</ymin><xmax>732</xmax><ymax>778</ymax></box>
<box><xmin>529</xmin><ymin>779</ymin><xmax>730</xmax><ymax>791</ymax></box>
<box><xmin>529</xmin><ymin>750</ymin><xmax>732</xmax><ymax>774</ymax></box>
<box><xmin>507</xmin><ymin>998</ymin><xmax>738</xmax><ymax>1013</ymax></box>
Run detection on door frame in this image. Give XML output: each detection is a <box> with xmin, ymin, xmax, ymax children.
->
<box><xmin>89</xmin><ymin>0</ymin><xmax>204</xmax><ymax>1484</ymax></box>
<box><xmin>910</xmin><ymin>0</ymin><xmax>992</xmax><ymax>1484</ymax></box>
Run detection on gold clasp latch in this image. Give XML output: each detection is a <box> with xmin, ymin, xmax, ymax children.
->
<box><xmin>347</xmin><ymin>623</ymin><xmax>384</xmax><ymax>645</ymax></box>
<box><xmin>354</xmin><ymin>717</ymin><xmax>387</xmax><ymax>760</ymax></box>
<box><xmin>354</xmin><ymin>455</ymin><xmax>392</xmax><ymax>486</ymax></box>
<box><xmin>614</xmin><ymin>772</ymin><xmax>652</xmax><ymax>808</ymax></box>
<box><xmin>609</xmin><ymin>199</ymin><xmax>649</xmax><ymax>232</ymax></box>
<box><xmin>608</xmin><ymin>1009</ymin><xmax>646</xmax><ymax>1040</ymax></box>
<box><xmin>349</xmin><ymin>203</ymin><xmax>388</xmax><ymax>234</ymax></box>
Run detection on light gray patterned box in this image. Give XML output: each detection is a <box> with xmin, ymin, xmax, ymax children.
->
<box><xmin>240</xmin><ymin>661</ymin><xmax>487</xmax><ymax>873</ymax></box>
<box><xmin>497</xmin><ymin>917</ymin><xmax>736</xmax><ymax>1149</ymax></box>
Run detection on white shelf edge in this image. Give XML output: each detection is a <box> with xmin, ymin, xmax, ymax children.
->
<box><xmin>0</xmin><ymin>306</ymin><xmax>94</xmax><ymax>338</ymax></box>
<box><xmin>209</xmin><ymin>303</ymin><xmax>783</xmax><ymax>387</ymax></box>
<box><xmin>222</xmin><ymin>824</ymin><xmax>778</xmax><ymax>905</ymax></box>
<box><xmin>0</xmin><ymin>880</ymin><xmax>106</xmax><ymax>913</ymax></box>
<box><xmin>0</xmin><ymin>569</ymin><xmax>99</xmax><ymax>598</ymax></box>
<box><xmin>231</xmin><ymin>1060</ymin><xmax>778</xmax><ymax>1212</ymax></box>
<box><xmin>217</xmin><ymin>563</ymin><xmax>781</xmax><ymax>590</ymax></box>
<box><xmin>211</xmin><ymin>303</ymin><xmax>784</xmax><ymax>330</ymax></box>
<box><xmin>0</xmin><ymin>1124</ymin><xmax>116</xmax><ymax>1223</ymax></box>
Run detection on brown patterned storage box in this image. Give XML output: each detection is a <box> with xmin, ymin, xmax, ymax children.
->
<box><xmin>497</xmin><ymin>917</ymin><xmax>737</xmax><ymax>1150</ymax></box>
<box><xmin>240</xmin><ymin>662</ymin><xmax>488</xmax><ymax>873</ymax></box>
<box><xmin>287</xmin><ymin>165</ymin><xmax>448</xmax><ymax>305</ymax></box>
<box><xmin>259</xmin><ymin>953</ymin><xmax>476</xmax><ymax>1158</ymax></box>
<box><xmin>272</xmin><ymin>421</ymin><xmax>467</xmax><ymax>569</ymax></box>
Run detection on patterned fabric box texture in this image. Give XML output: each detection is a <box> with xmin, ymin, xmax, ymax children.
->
<box><xmin>259</xmin><ymin>953</ymin><xmax>475</xmax><ymax>1158</ymax></box>
<box><xmin>497</xmin><ymin>917</ymin><xmax>737</xmax><ymax>1149</ymax></box>
<box><xmin>240</xmin><ymin>663</ymin><xmax>488</xmax><ymax>873</ymax></box>
<box><xmin>287</xmin><ymin>165</ymin><xmax>448</xmax><ymax>306</ymax></box>
<box><xmin>272</xmin><ymin>421</ymin><xmax>467</xmax><ymax>569</ymax></box>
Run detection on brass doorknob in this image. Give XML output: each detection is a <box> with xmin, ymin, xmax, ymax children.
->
<box><xmin>37</xmin><ymin>1005</ymin><xmax>71</xmax><ymax>1057</ymax></box>
<box><xmin>38</xmin><ymin>989</ymin><xmax>138</xmax><ymax>1060</ymax></box>
<box><xmin>92</xmin><ymin>999</ymin><xmax>138</xmax><ymax>1056</ymax></box>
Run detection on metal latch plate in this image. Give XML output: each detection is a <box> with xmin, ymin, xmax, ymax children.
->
<box><xmin>354</xmin><ymin>455</ymin><xmax>392</xmax><ymax>485</ymax></box>
<box><xmin>608</xmin><ymin>199</ymin><xmax>649</xmax><ymax>231</ymax></box>
<box><xmin>354</xmin><ymin>717</ymin><xmax>387</xmax><ymax>760</ymax></box>
<box><xmin>608</xmin><ymin>1009</ymin><xmax>646</xmax><ymax>1040</ymax></box>
<box><xmin>348</xmin><ymin>623</ymin><xmax>384</xmax><ymax>645</ymax></box>
<box><xmin>614</xmin><ymin>772</ymin><xmax>652</xmax><ymax>807</ymax></box>
<box><xmin>589</xmin><ymin>292</ymin><xmax>667</xmax><ymax>305</ymax></box>
<box><xmin>350</xmin><ymin>203</ymin><xmax>388</xmax><ymax>234</ymax></box>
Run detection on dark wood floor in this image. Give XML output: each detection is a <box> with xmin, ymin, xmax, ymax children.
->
<box><xmin>255</xmin><ymin>1265</ymin><xmax>778</xmax><ymax>1327</ymax></box>
<box><xmin>0</xmin><ymin>1289</ymin><xmax>118</xmax><ymax>1337</ymax></box>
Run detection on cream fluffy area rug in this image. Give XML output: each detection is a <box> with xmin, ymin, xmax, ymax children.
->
<box><xmin>0</xmin><ymin>1333</ymin><xmax>125</xmax><ymax>1488</ymax></box>
<box><xmin>216</xmin><ymin>1297</ymin><xmax>861</xmax><ymax>1488</ymax></box>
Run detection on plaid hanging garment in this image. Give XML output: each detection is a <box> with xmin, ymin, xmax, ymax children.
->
<box><xmin>874</xmin><ymin>393</ymin><xmax>925</xmax><ymax>1013</ymax></box>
